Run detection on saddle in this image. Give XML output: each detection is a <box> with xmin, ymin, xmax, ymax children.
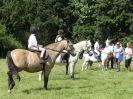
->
<box><xmin>93</xmin><ymin>51</ymin><xmax>100</xmax><ymax>60</ymax></box>
<box><xmin>28</xmin><ymin>49</ymin><xmax>49</xmax><ymax>61</ymax></box>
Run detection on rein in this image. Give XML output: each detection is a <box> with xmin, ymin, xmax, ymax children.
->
<box><xmin>45</xmin><ymin>47</ymin><xmax>67</xmax><ymax>53</ymax></box>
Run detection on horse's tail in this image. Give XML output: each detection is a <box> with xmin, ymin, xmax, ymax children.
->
<box><xmin>6</xmin><ymin>51</ymin><xmax>20</xmax><ymax>81</ymax></box>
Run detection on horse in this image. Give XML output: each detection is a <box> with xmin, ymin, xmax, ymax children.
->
<box><xmin>38</xmin><ymin>40</ymin><xmax>92</xmax><ymax>80</ymax></box>
<box><xmin>6</xmin><ymin>39</ymin><xmax>74</xmax><ymax>93</ymax></box>
<box><xmin>81</xmin><ymin>44</ymin><xmax>113</xmax><ymax>71</ymax></box>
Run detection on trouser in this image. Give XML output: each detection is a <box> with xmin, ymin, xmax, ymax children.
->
<box><xmin>115</xmin><ymin>58</ymin><xmax>120</xmax><ymax>71</ymax></box>
<box><xmin>125</xmin><ymin>57</ymin><xmax>132</xmax><ymax>69</ymax></box>
<box><xmin>94</xmin><ymin>50</ymin><xmax>100</xmax><ymax>56</ymax></box>
<box><xmin>94</xmin><ymin>50</ymin><xmax>101</xmax><ymax>61</ymax></box>
<box><xmin>28</xmin><ymin>46</ymin><xmax>45</xmax><ymax>58</ymax></box>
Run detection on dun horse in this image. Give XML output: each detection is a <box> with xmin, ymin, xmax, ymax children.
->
<box><xmin>6</xmin><ymin>39</ymin><xmax>74</xmax><ymax>93</ymax></box>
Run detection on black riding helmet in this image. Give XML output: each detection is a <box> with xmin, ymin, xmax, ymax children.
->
<box><xmin>58</xmin><ymin>29</ymin><xmax>64</xmax><ymax>35</ymax></box>
<box><xmin>30</xmin><ymin>26</ymin><xmax>39</xmax><ymax>33</ymax></box>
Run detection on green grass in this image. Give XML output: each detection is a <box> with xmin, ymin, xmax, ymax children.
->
<box><xmin>0</xmin><ymin>58</ymin><xmax>133</xmax><ymax>99</ymax></box>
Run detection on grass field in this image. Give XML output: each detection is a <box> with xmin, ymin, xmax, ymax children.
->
<box><xmin>0</xmin><ymin>59</ymin><xmax>133</xmax><ymax>99</ymax></box>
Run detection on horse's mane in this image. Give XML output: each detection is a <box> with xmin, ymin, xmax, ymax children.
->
<box><xmin>74</xmin><ymin>40</ymin><xmax>87</xmax><ymax>46</ymax></box>
<box><xmin>44</xmin><ymin>40</ymin><xmax>66</xmax><ymax>49</ymax></box>
<box><xmin>73</xmin><ymin>40</ymin><xmax>87</xmax><ymax>51</ymax></box>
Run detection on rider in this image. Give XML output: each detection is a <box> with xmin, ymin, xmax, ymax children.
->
<box><xmin>55</xmin><ymin>29</ymin><xmax>67</xmax><ymax>63</ymax></box>
<box><xmin>55</xmin><ymin>29</ymin><xmax>64</xmax><ymax>42</ymax></box>
<box><xmin>28</xmin><ymin>26</ymin><xmax>46</xmax><ymax>64</ymax></box>
<box><xmin>94</xmin><ymin>37</ymin><xmax>101</xmax><ymax>61</ymax></box>
<box><xmin>105</xmin><ymin>36</ymin><xmax>112</xmax><ymax>47</ymax></box>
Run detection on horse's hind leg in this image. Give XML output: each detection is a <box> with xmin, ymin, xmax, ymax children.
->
<box><xmin>86</xmin><ymin>61</ymin><xmax>93</xmax><ymax>70</ymax></box>
<box><xmin>7</xmin><ymin>71</ymin><xmax>15</xmax><ymax>93</ymax></box>
<box><xmin>82</xmin><ymin>61</ymin><xmax>86</xmax><ymax>71</ymax></box>
<box><xmin>39</xmin><ymin>71</ymin><xmax>43</xmax><ymax>81</ymax></box>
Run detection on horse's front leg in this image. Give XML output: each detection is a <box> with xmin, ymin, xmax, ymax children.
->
<box><xmin>69</xmin><ymin>62</ymin><xmax>75</xmax><ymax>80</ymax></box>
<box><xmin>43</xmin><ymin>65</ymin><xmax>51</xmax><ymax>90</ymax></box>
<box><xmin>101</xmin><ymin>60</ymin><xmax>105</xmax><ymax>71</ymax></box>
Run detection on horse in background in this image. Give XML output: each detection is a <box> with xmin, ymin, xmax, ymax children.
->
<box><xmin>81</xmin><ymin>43</ymin><xmax>113</xmax><ymax>71</ymax></box>
<box><xmin>6</xmin><ymin>39</ymin><xmax>74</xmax><ymax>93</ymax></box>
<box><xmin>39</xmin><ymin>40</ymin><xmax>92</xmax><ymax>80</ymax></box>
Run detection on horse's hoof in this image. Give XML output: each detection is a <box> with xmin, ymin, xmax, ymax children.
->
<box><xmin>8</xmin><ymin>90</ymin><xmax>11</xmax><ymax>93</ymax></box>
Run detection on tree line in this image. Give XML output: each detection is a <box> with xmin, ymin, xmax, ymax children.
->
<box><xmin>0</xmin><ymin>0</ymin><xmax>133</xmax><ymax>57</ymax></box>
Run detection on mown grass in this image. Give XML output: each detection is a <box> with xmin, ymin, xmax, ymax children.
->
<box><xmin>0</xmin><ymin>58</ymin><xmax>133</xmax><ymax>99</ymax></box>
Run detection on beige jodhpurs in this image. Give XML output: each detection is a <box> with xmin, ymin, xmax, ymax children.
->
<box><xmin>28</xmin><ymin>46</ymin><xmax>45</xmax><ymax>58</ymax></box>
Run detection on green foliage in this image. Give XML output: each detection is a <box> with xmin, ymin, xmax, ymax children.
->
<box><xmin>119</xmin><ymin>35</ymin><xmax>133</xmax><ymax>47</ymax></box>
<box><xmin>0</xmin><ymin>0</ymin><xmax>133</xmax><ymax>57</ymax></box>
<box><xmin>72</xmin><ymin>0</ymin><xmax>133</xmax><ymax>42</ymax></box>
<box><xmin>73</xmin><ymin>25</ymin><xmax>95</xmax><ymax>42</ymax></box>
<box><xmin>0</xmin><ymin>24</ymin><xmax>23</xmax><ymax>50</ymax></box>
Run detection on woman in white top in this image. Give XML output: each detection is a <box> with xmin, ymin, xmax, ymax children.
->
<box><xmin>28</xmin><ymin>26</ymin><xmax>46</xmax><ymax>63</ymax></box>
<box><xmin>125</xmin><ymin>42</ymin><xmax>132</xmax><ymax>71</ymax></box>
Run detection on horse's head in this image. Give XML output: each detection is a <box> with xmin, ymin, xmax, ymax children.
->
<box><xmin>63</xmin><ymin>39</ymin><xmax>75</xmax><ymax>55</ymax></box>
<box><xmin>86</xmin><ymin>40</ymin><xmax>92</xmax><ymax>51</ymax></box>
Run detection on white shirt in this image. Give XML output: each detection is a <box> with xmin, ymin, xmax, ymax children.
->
<box><xmin>57</xmin><ymin>36</ymin><xmax>62</xmax><ymax>42</ymax></box>
<box><xmin>125</xmin><ymin>47</ymin><xmax>132</xmax><ymax>59</ymax></box>
<box><xmin>105</xmin><ymin>39</ymin><xmax>110</xmax><ymax>47</ymax></box>
<box><xmin>94</xmin><ymin>41</ymin><xmax>99</xmax><ymax>50</ymax></box>
<box><xmin>55</xmin><ymin>35</ymin><xmax>63</xmax><ymax>42</ymax></box>
<box><xmin>28</xmin><ymin>34</ymin><xmax>38</xmax><ymax>48</ymax></box>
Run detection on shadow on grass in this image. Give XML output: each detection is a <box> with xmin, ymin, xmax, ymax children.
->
<box><xmin>21</xmin><ymin>86</ymin><xmax>71</xmax><ymax>93</ymax></box>
<box><xmin>22</xmin><ymin>87</ymin><xmax>43</xmax><ymax>94</ymax></box>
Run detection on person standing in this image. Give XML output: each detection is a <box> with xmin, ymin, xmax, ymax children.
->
<box><xmin>125</xmin><ymin>42</ymin><xmax>132</xmax><ymax>71</ymax></box>
<box><xmin>114</xmin><ymin>42</ymin><xmax>124</xmax><ymax>72</ymax></box>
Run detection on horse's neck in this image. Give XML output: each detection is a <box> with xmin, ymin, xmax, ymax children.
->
<box><xmin>74</xmin><ymin>41</ymin><xmax>86</xmax><ymax>51</ymax></box>
<box><xmin>46</xmin><ymin>42</ymin><xmax>64</xmax><ymax>61</ymax></box>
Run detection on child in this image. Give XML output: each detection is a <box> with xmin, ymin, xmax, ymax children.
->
<box><xmin>28</xmin><ymin>26</ymin><xmax>46</xmax><ymax>63</ymax></box>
